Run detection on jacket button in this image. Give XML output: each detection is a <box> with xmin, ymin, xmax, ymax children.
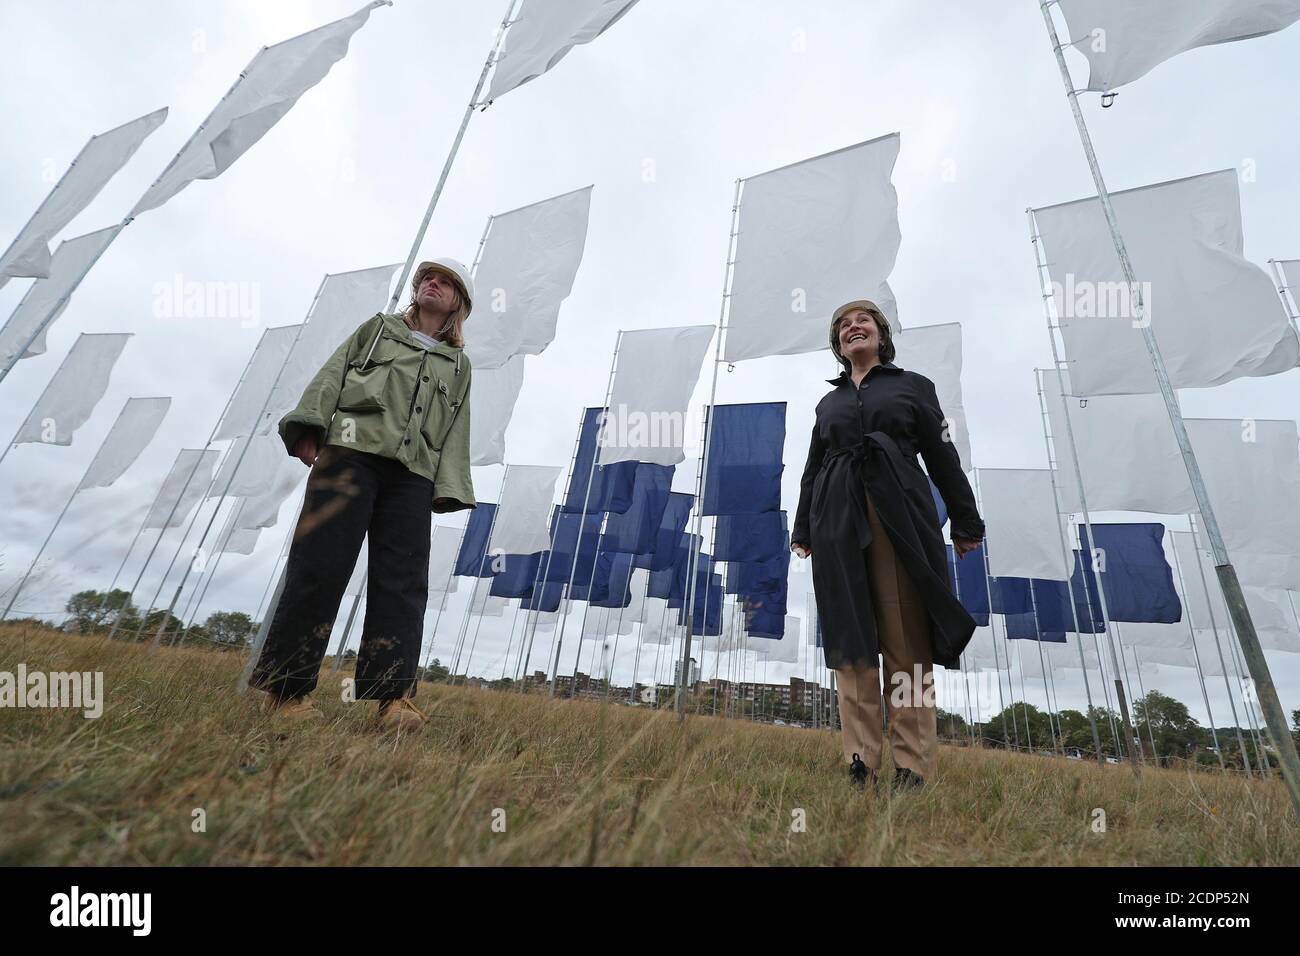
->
<box><xmin>403</xmin><ymin>438</ymin><xmax>410</xmax><ymax>445</ymax></box>
<box><xmin>416</xmin><ymin>406</ymin><xmax>422</xmax><ymax>413</ymax></box>
<box><xmin>422</xmin><ymin>375</ymin><xmax>430</xmax><ymax>382</ymax></box>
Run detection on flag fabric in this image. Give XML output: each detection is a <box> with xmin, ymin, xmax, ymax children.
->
<box><xmin>600</xmin><ymin>462</ymin><xmax>674</xmax><ymax>555</ymax></box>
<box><xmin>132</xmin><ymin>2</ymin><xmax>387</xmax><ymax>215</ymax></box>
<box><xmin>215</xmin><ymin>324</ymin><xmax>303</xmax><ymax>442</ymax></box>
<box><xmin>14</xmin><ymin>333</ymin><xmax>131</xmax><ymax>446</ymax></box>
<box><xmin>1034</xmin><ymin>169</ymin><xmax>1298</xmax><ymax>396</ymax></box>
<box><xmin>639</xmin><ymin>597</ymin><xmax>676</xmax><ymax>645</ymax></box>
<box><xmin>894</xmin><ymin>322</ymin><xmax>973</xmax><ymax>469</ymax></box>
<box><xmin>465</xmin><ymin>186</ymin><xmax>592</xmax><ymax>370</ymax></box>
<box><xmin>470</xmin><ymin>354</ymin><xmax>526</xmax><ymax>466</ymax></box>
<box><xmin>542</xmin><ymin>508</ymin><xmax>604</xmax><ymax>586</ymax></box>
<box><xmin>946</xmin><ymin>542</ymin><xmax>990</xmax><ymax>626</ymax></box>
<box><xmin>724</xmin><ymin>134</ymin><xmax>902</xmax><ymax>363</ymax></box>
<box><xmin>749</xmin><ymin>618</ymin><xmax>800</xmax><ymax>662</ymax></box>
<box><xmin>978</xmin><ymin>469</ymin><xmax>1072</xmax><ymax>580</ymax></box>
<box><xmin>217</xmin><ymin>502</ymin><xmax>262</xmax><ymax>555</ymax></box>
<box><xmin>713</xmin><ymin>511</ymin><xmax>786</xmax><ymax>563</ymax></box>
<box><xmin>77</xmin><ymin>397</ymin><xmax>170</xmax><ymax>489</ymax></box>
<box><xmin>144</xmin><ymin>448</ymin><xmax>221</xmax><ymax>529</ymax></box>
<box><xmin>632</xmin><ymin>491</ymin><xmax>694</xmax><ymax>572</ymax></box>
<box><xmin>0</xmin><ymin>226</ymin><xmax>119</xmax><ymax>366</ymax></box>
<box><xmin>454</xmin><ymin>503</ymin><xmax>498</xmax><ymax>577</ymax></box>
<box><xmin>227</xmin><ymin>456</ymin><xmax>302</xmax><ymax>530</ymax></box>
<box><xmin>489</xmin><ymin>553</ymin><xmax>542</xmax><ymax>599</ymax></box>
<box><xmin>565</xmin><ymin>407</ymin><xmax>637</xmax><ymax>512</ymax></box>
<box><xmin>598</xmin><ymin>326</ymin><xmax>715</xmax><ymax>466</ymax></box>
<box><xmin>700</xmin><ymin>402</ymin><xmax>785</xmax><ymax>516</ymax></box>
<box><xmin>1078</xmin><ymin>523</ymin><xmax>1182</xmax><ymax>624</ymax></box>
<box><xmin>1057</xmin><ymin>0</ymin><xmax>1300</xmax><ymax>91</ymax></box>
<box><xmin>0</xmin><ymin>109</ymin><xmax>167</xmax><ymax>284</ymax></box>
<box><xmin>489</xmin><ymin>465</ymin><xmax>562</xmax><ymax>555</ymax></box>
<box><xmin>486</xmin><ymin>0</ymin><xmax>639</xmax><ymax>101</ymax></box>
<box><xmin>261</xmin><ymin>265</ymin><xmax>401</xmax><ymax>433</ymax></box>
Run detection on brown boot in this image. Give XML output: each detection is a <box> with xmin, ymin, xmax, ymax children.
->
<box><xmin>260</xmin><ymin>692</ymin><xmax>324</xmax><ymax>721</ymax></box>
<box><xmin>377</xmin><ymin>697</ymin><xmax>427</xmax><ymax>732</ymax></box>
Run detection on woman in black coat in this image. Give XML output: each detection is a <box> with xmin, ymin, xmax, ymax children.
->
<box><xmin>791</xmin><ymin>300</ymin><xmax>984</xmax><ymax>792</ymax></box>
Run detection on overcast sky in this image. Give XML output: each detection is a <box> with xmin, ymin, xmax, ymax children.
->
<box><xmin>1</xmin><ymin>1</ymin><xmax>1298</xmax><ymax>727</ymax></box>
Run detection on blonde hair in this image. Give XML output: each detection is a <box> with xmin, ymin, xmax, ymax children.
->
<box><xmin>403</xmin><ymin>263</ymin><xmax>469</xmax><ymax>348</ymax></box>
<box><xmin>829</xmin><ymin>303</ymin><xmax>894</xmax><ymax>370</ymax></box>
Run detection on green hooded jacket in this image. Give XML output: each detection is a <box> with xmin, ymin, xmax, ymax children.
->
<box><xmin>277</xmin><ymin>312</ymin><xmax>476</xmax><ymax>513</ymax></box>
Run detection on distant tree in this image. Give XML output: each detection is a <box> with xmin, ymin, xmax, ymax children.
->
<box><xmin>65</xmin><ymin>589</ymin><xmax>135</xmax><ymax>633</ymax></box>
<box><xmin>1134</xmin><ymin>690</ymin><xmax>1202</xmax><ymax>765</ymax></box>
<box><xmin>203</xmin><ymin>611</ymin><xmax>255</xmax><ymax>647</ymax></box>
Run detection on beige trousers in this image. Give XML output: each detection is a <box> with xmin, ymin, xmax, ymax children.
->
<box><xmin>834</xmin><ymin>494</ymin><xmax>937</xmax><ymax>778</ymax></box>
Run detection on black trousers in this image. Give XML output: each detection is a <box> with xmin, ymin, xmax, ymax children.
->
<box><xmin>250</xmin><ymin>445</ymin><xmax>432</xmax><ymax>701</ymax></box>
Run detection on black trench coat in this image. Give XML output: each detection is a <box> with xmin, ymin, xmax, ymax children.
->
<box><xmin>791</xmin><ymin>362</ymin><xmax>985</xmax><ymax>670</ymax></box>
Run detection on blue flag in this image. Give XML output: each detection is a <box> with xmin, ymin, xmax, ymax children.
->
<box><xmin>701</xmin><ymin>402</ymin><xmax>784</xmax><ymax>516</ymax></box>
<box><xmin>453</xmin><ymin>503</ymin><xmax>498</xmax><ymax>577</ymax></box>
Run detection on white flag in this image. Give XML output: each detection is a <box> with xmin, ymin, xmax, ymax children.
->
<box><xmin>582</xmin><ymin>607</ymin><xmax>634</xmax><ymax>640</ymax></box>
<box><xmin>1034</xmin><ymin>169</ymin><xmax>1298</xmax><ymax>396</ymax></box>
<box><xmin>894</xmin><ymin>322</ymin><xmax>972</xmax><ymax>469</ymax></box>
<box><xmin>0</xmin><ymin>226</ymin><xmax>119</xmax><ymax>366</ymax></box>
<box><xmin>144</xmin><ymin>448</ymin><xmax>221</xmax><ymax>529</ymax></box>
<box><xmin>465</xmin><ymin>187</ymin><xmax>592</xmax><ymax>370</ymax></box>
<box><xmin>215</xmin><ymin>324</ymin><xmax>303</xmax><ymax>441</ymax></box>
<box><xmin>211</xmin><ymin>430</ymin><xmax>289</xmax><ymax>499</ymax></box>
<box><xmin>978</xmin><ymin>468</ymin><xmax>1072</xmax><ymax>580</ymax></box>
<box><xmin>132</xmin><ymin>2</ymin><xmax>386</xmax><ymax>215</ymax></box>
<box><xmin>217</xmin><ymin>499</ymin><xmax>263</xmax><ymax>555</ymax></box>
<box><xmin>469</xmin><ymin>354</ymin><xmax>526</xmax><ymax>466</ymax></box>
<box><xmin>0</xmin><ymin>108</ymin><xmax>166</xmax><ymax>284</ymax></box>
<box><xmin>345</xmin><ymin>539</ymin><xmax>369</xmax><ymax>598</ymax></box>
<box><xmin>725</xmin><ymin>134</ymin><xmax>902</xmax><ymax>363</ymax></box>
<box><xmin>79</xmin><ymin>397</ymin><xmax>170</xmax><ymax>489</ymax></box>
<box><xmin>597</xmin><ymin>325</ymin><xmax>714</xmax><ymax>466</ymax></box>
<box><xmin>486</xmin><ymin>0</ymin><xmax>639</xmax><ymax>101</ymax></box>
<box><xmin>15</xmin><ymin>333</ymin><xmax>131</xmax><ymax>446</ymax></box>
<box><xmin>262</xmin><ymin>265</ymin><xmax>401</xmax><ymax>430</ymax></box>
<box><xmin>429</xmin><ymin>525</ymin><xmax>462</xmax><ymax>596</ymax></box>
<box><xmin>1057</xmin><ymin>0</ymin><xmax>1300</xmax><ymax>91</ymax></box>
<box><xmin>964</xmin><ymin>627</ymin><xmax>1003</xmax><ymax>669</ymax></box>
<box><xmin>488</xmin><ymin>465</ymin><xmax>562</xmax><ymax>555</ymax></box>
<box><xmin>231</xmin><ymin>457</ymin><xmax>302</xmax><ymax>529</ymax></box>
<box><xmin>471</xmin><ymin>578</ymin><xmax>508</xmax><ymax>617</ymax></box>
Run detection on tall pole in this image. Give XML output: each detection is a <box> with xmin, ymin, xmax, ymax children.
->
<box><xmin>1168</xmin><ymin>529</ymin><xmax>1226</xmax><ymax>770</ymax></box>
<box><xmin>678</xmin><ymin>177</ymin><xmax>743</xmax><ymax>718</ymax></box>
<box><xmin>1027</xmin><ymin>212</ymin><xmax>1141</xmax><ymax>772</ymax></box>
<box><xmin>1037</xmin><ymin>0</ymin><xmax>1300</xmax><ymax>815</ymax></box>
<box><xmin>550</xmin><ymin>338</ymin><xmax>622</xmax><ymax>697</ymax></box>
<box><xmin>1033</xmin><ymin>369</ymin><xmax>1106</xmax><ymax>765</ymax></box>
<box><xmin>386</xmin><ymin>0</ymin><xmax>519</xmax><ymax>310</ymax></box>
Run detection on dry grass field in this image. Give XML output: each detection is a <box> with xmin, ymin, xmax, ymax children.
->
<box><xmin>1</xmin><ymin>623</ymin><xmax>1297</xmax><ymax>866</ymax></box>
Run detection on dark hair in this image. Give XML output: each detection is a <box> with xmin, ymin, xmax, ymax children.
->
<box><xmin>829</xmin><ymin>304</ymin><xmax>894</xmax><ymax>370</ymax></box>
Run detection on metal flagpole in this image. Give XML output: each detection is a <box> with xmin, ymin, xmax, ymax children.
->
<box><xmin>90</xmin><ymin>481</ymin><xmax>169</xmax><ymax>638</ymax></box>
<box><xmin>174</xmin><ymin>498</ymin><xmax>247</xmax><ymax>642</ymax></box>
<box><xmin>422</xmin><ymin>520</ymin><xmax>471</xmax><ymax>676</ymax></box>
<box><xmin>517</xmin><ymin>410</ymin><xmax>585</xmax><ymax>689</ymax></box>
<box><xmin>677</xmin><ymin>178</ymin><xmax>743</xmax><ymax>719</ymax></box>
<box><xmin>1268</xmin><ymin>260</ymin><xmax>1300</xmax><ymax>336</ymax></box>
<box><xmin>387</xmin><ymin>0</ymin><xmax>520</xmax><ymax>309</ymax></box>
<box><xmin>1027</xmin><ymin>213</ymin><xmax>1141</xmax><ymax>772</ymax></box>
<box><xmin>626</xmin><ymin>571</ymin><xmax>653</xmax><ymax>703</ymax></box>
<box><xmin>551</xmin><ymin>336</ymin><xmax>622</xmax><ymax>697</ymax></box>
<box><xmin>450</xmin><ymin>479</ymin><xmax>506</xmax><ymax>683</ymax></box>
<box><xmin>1033</xmin><ymin>368</ymin><xmax>1106</xmax><ymax>764</ymax></box>
<box><xmin>1123</xmin><ymin>637</ymin><xmax>1159</xmax><ymax>762</ymax></box>
<box><xmin>1168</xmin><ymin>530</ymin><xmax>1226</xmax><ymax>770</ymax></box>
<box><xmin>1037</xmin><ymin>0</ymin><xmax>1300</xmax><ymax>812</ymax></box>
<box><xmin>1185</xmin><ymin>520</ymin><xmax>1254</xmax><ymax>774</ymax></box>
<box><xmin>1026</xmin><ymin>582</ymin><xmax>1063</xmax><ymax>755</ymax></box>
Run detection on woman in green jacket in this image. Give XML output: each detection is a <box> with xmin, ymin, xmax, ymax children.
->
<box><xmin>250</xmin><ymin>258</ymin><xmax>476</xmax><ymax>730</ymax></box>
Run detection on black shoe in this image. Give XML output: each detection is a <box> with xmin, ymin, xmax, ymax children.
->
<box><xmin>893</xmin><ymin>767</ymin><xmax>925</xmax><ymax>792</ymax></box>
<box><xmin>848</xmin><ymin>753</ymin><xmax>874</xmax><ymax>791</ymax></box>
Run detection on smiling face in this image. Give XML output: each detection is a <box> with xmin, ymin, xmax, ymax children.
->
<box><xmin>416</xmin><ymin>268</ymin><xmax>461</xmax><ymax>317</ymax></box>
<box><xmin>836</xmin><ymin>308</ymin><xmax>881</xmax><ymax>364</ymax></box>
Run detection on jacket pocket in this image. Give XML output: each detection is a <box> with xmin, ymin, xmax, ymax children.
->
<box><xmin>337</xmin><ymin>354</ymin><xmax>394</xmax><ymax>412</ymax></box>
<box><xmin>421</xmin><ymin>378</ymin><xmax>464</xmax><ymax>450</ymax></box>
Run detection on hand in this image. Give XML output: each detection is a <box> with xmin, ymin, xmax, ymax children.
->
<box><xmin>791</xmin><ymin>543</ymin><xmax>811</xmax><ymax>560</ymax></box>
<box><xmin>293</xmin><ymin>435</ymin><xmax>320</xmax><ymax>467</ymax></box>
<box><xmin>952</xmin><ymin>536</ymin><xmax>980</xmax><ymax>559</ymax></box>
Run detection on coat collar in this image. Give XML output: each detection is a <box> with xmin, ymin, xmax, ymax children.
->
<box><xmin>826</xmin><ymin>361</ymin><xmax>903</xmax><ymax>385</ymax></box>
<box><xmin>383</xmin><ymin>312</ymin><xmax>463</xmax><ymax>362</ymax></box>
